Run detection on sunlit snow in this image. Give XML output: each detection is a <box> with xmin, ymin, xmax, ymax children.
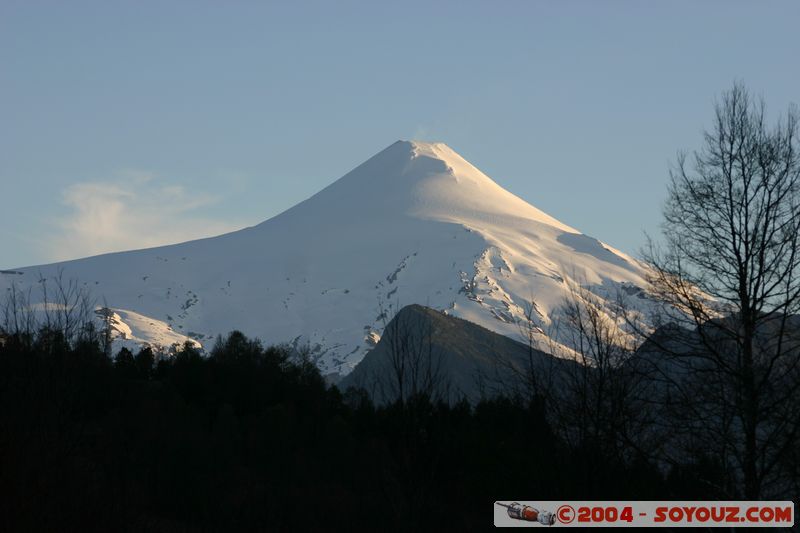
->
<box><xmin>1</xmin><ymin>141</ymin><xmax>655</xmax><ymax>375</ymax></box>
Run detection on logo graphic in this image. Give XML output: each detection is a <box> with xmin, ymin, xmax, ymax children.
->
<box><xmin>494</xmin><ymin>501</ymin><xmax>794</xmax><ymax>528</ymax></box>
<box><xmin>557</xmin><ymin>504</ymin><xmax>576</xmax><ymax>524</ymax></box>
<box><xmin>495</xmin><ymin>502</ymin><xmax>556</xmax><ymax>526</ymax></box>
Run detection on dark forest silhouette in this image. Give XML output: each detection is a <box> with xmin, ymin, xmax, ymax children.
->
<box><xmin>0</xmin><ymin>328</ymin><xmax>706</xmax><ymax>532</ymax></box>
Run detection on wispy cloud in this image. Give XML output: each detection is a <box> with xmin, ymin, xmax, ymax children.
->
<box><xmin>47</xmin><ymin>172</ymin><xmax>246</xmax><ymax>261</ymax></box>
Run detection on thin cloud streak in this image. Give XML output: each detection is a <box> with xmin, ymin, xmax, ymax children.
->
<box><xmin>47</xmin><ymin>173</ymin><xmax>247</xmax><ymax>262</ymax></box>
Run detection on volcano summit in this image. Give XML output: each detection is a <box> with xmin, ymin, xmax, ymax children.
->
<box><xmin>1</xmin><ymin>141</ymin><xmax>652</xmax><ymax>375</ymax></box>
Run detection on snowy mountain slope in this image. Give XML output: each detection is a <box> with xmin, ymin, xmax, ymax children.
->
<box><xmin>1</xmin><ymin>141</ymin><xmax>654</xmax><ymax>375</ymax></box>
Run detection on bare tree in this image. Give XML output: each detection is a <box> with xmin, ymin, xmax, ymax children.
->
<box><xmin>1</xmin><ymin>282</ymin><xmax>36</xmax><ymax>342</ymax></box>
<box><xmin>478</xmin><ymin>296</ymin><xmax>559</xmax><ymax>405</ymax></box>
<box><xmin>515</xmin><ymin>296</ymin><xmax>557</xmax><ymax>402</ymax></box>
<box><xmin>97</xmin><ymin>300</ymin><xmax>115</xmax><ymax>358</ymax></box>
<box><xmin>372</xmin><ymin>299</ymin><xmax>449</xmax><ymax>406</ymax></box>
<box><xmin>1</xmin><ymin>269</ymin><xmax>97</xmax><ymax>349</ymax></box>
<box><xmin>645</xmin><ymin>82</ymin><xmax>800</xmax><ymax>498</ymax></box>
<box><xmin>549</xmin><ymin>282</ymin><xmax>654</xmax><ymax>462</ymax></box>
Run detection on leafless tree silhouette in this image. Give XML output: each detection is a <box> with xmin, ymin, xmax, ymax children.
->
<box><xmin>1</xmin><ymin>268</ymin><xmax>98</xmax><ymax>348</ymax></box>
<box><xmin>549</xmin><ymin>282</ymin><xmax>655</xmax><ymax>463</ymax></box>
<box><xmin>644</xmin><ymin>81</ymin><xmax>800</xmax><ymax>498</ymax></box>
<box><xmin>478</xmin><ymin>295</ymin><xmax>559</xmax><ymax>404</ymax></box>
<box><xmin>371</xmin><ymin>299</ymin><xmax>448</xmax><ymax>406</ymax></box>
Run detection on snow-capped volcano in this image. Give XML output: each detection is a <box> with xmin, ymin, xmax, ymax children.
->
<box><xmin>1</xmin><ymin>141</ymin><xmax>651</xmax><ymax>374</ymax></box>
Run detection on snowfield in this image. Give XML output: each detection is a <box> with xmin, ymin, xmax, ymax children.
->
<box><xmin>1</xmin><ymin>141</ymin><xmax>655</xmax><ymax>375</ymax></box>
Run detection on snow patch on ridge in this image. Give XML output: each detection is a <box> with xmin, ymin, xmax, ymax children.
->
<box><xmin>99</xmin><ymin>307</ymin><xmax>202</xmax><ymax>353</ymax></box>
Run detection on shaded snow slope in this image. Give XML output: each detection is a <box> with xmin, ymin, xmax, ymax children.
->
<box><xmin>1</xmin><ymin>141</ymin><xmax>653</xmax><ymax>374</ymax></box>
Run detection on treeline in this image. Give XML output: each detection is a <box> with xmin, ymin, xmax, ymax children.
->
<box><xmin>1</xmin><ymin>328</ymin><xmax>702</xmax><ymax>532</ymax></box>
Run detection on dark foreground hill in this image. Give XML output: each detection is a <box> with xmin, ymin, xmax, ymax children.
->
<box><xmin>339</xmin><ymin>304</ymin><xmax>573</xmax><ymax>403</ymax></box>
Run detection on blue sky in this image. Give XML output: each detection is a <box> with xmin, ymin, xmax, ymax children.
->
<box><xmin>2</xmin><ymin>1</ymin><xmax>798</xmax><ymax>268</ymax></box>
